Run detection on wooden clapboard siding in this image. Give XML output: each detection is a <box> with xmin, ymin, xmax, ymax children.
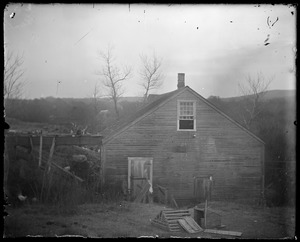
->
<box><xmin>103</xmin><ymin>87</ymin><xmax>264</xmax><ymax>203</ymax></box>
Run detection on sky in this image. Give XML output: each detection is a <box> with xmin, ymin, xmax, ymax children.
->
<box><xmin>3</xmin><ymin>3</ymin><xmax>296</xmax><ymax>99</ymax></box>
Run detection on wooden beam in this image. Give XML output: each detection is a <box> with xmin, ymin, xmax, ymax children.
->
<box><xmin>204</xmin><ymin>229</ymin><xmax>242</xmax><ymax>237</ymax></box>
<box><xmin>134</xmin><ymin>182</ymin><xmax>151</xmax><ymax>203</ymax></box>
<box><xmin>131</xmin><ymin>177</ymin><xmax>147</xmax><ymax>180</ymax></box>
<box><xmin>100</xmin><ymin>145</ymin><xmax>106</xmax><ymax>189</ymax></box>
<box><xmin>128</xmin><ymin>158</ymin><xmax>131</xmax><ymax>194</ymax></box>
<box><xmin>261</xmin><ymin>145</ymin><xmax>266</xmax><ymax>206</ymax></box>
<box><xmin>157</xmin><ymin>185</ymin><xmax>167</xmax><ymax>192</ymax></box>
<box><xmin>29</xmin><ymin>136</ymin><xmax>37</xmax><ymax>164</ymax></box>
<box><xmin>171</xmin><ymin>195</ymin><xmax>179</xmax><ymax>209</ymax></box>
<box><xmin>29</xmin><ymin>136</ymin><xmax>34</xmax><ymax>153</ymax></box>
<box><xmin>46</xmin><ymin>137</ymin><xmax>56</xmax><ymax>173</ymax></box>
<box><xmin>5</xmin><ymin>135</ymin><xmax>103</xmax><ymax>148</ymax></box>
<box><xmin>39</xmin><ymin>135</ymin><xmax>43</xmax><ymax>167</ymax></box>
<box><xmin>204</xmin><ymin>199</ymin><xmax>208</xmax><ymax>228</ymax></box>
<box><xmin>51</xmin><ymin>162</ymin><xmax>84</xmax><ymax>182</ymax></box>
<box><xmin>149</xmin><ymin>159</ymin><xmax>153</xmax><ymax>191</ymax></box>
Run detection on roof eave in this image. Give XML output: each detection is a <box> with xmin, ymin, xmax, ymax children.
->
<box><xmin>102</xmin><ymin>87</ymin><xmax>188</xmax><ymax>144</ymax></box>
<box><xmin>185</xmin><ymin>87</ymin><xmax>265</xmax><ymax>145</ymax></box>
<box><xmin>102</xmin><ymin>86</ymin><xmax>265</xmax><ymax>146</ymax></box>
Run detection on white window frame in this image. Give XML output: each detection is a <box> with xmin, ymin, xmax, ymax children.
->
<box><xmin>177</xmin><ymin>100</ymin><xmax>196</xmax><ymax>131</ymax></box>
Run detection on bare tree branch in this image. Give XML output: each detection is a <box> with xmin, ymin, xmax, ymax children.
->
<box><xmin>96</xmin><ymin>45</ymin><xmax>132</xmax><ymax>118</ymax></box>
<box><xmin>139</xmin><ymin>53</ymin><xmax>164</xmax><ymax>103</ymax></box>
<box><xmin>4</xmin><ymin>51</ymin><xmax>26</xmax><ymax>100</ymax></box>
<box><xmin>238</xmin><ymin>72</ymin><xmax>273</xmax><ymax>130</ymax></box>
<box><xmin>87</xmin><ymin>82</ymin><xmax>104</xmax><ymax>133</ymax></box>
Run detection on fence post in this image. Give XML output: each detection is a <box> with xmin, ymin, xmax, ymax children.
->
<box><xmin>39</xmin><ymin>135</ymin><xmax>43</xmax><ymax>167</ymax></box>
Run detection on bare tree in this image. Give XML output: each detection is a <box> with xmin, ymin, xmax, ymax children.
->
<box><xmin>96</xmin><ymin>46</ymin><xmax>132</xmax><ymax>118</ymax></box>
<box><xmin>91</xmin><ymin>82</ymin><xmax>102</xmax><ymax>113</ymax></box>
<box><xmin>139</xmin><ymin>53</ymin><xmax>164</xmax><ymax>103</ymax></box>
<box><xmin>238</xmin><ymin>72</ymin><xmax>273</xmax><ymax>130</ymax></box>
<box><xmin>4</xmin><ymin>51</ymin><xmax>26</xmax><ymax>100</ymax></box>
<box><xmin>90</xmin><ymin>82</ymin><xmax>103</xmax><ymax>133</ymax></box>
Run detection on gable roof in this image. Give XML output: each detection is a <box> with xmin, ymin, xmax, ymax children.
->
<box><xmin>147</xmin><ymin>94</ymin><xmax>164</xmax><ymax>103</ymax></box>
<box><xmin>101</xmin><ymin>86</ymin><xmax>265</xmax><ymax>145</ymax></box>
<box><xmin>101</xmin><ymin>88</ymin><xmax>184</xmax><ymax>142</ymax></box>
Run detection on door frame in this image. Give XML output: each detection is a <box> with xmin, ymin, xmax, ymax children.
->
<box><xmin>194</xmin><ymin>176</ymin><xmax>213</xmax><ymax>202</ymax></box>
<box><xmin>128</xmin><ymin>157</ymin><xmax>153</xmax><ymax>195</ymax></box>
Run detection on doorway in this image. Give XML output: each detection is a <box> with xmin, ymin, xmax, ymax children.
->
<box><xmin>194</xmin><ymin>176</ymin><xmax>213</xmax><ymax>202</ymax></box>
<box><xmin>128</xmin><ymin>157</ymin><xmax>153</xmax><ymax>199</ymax></box>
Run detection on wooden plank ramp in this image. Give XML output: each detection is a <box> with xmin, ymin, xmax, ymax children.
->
<box><xmin>178</xmin><ymin>216</ymin><xmax>203</xmax><ymax>234</ymax></box>
<box><xmin>184</xmin><ymin>216</ymin><xmax>203</xmax><ymax>232</ymax></box>
<box><xmin>178</xmin><ymin>219</ymin><xmax>196</xmax><ymax>233</ymax></box>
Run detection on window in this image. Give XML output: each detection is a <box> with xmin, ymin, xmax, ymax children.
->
<box><xmin>178</xmin><ymin>101</ymin><xmax>196</xmax><ymax>130</ymax></box>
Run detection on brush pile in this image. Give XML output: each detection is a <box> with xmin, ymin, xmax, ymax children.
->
<box><xmin>5</xmin><ymin>142</ymin><xmax>102</xmax><ymax>206</ymax></box>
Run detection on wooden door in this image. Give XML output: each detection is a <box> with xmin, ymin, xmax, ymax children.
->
<box><xmin>128</xmin><ymin>157</ymin><xmax>153</xmax><ymax>199</ymax></box>
<box><xmin>194</xmin><ymin>176</ymin><xmax>213</xmax><ymax>202</ymax></box>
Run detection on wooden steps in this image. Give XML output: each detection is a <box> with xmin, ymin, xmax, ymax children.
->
<box><xmin>151</xmin><ymin>209</ymin><xmax>192</xmax><ymax>232</ymax></box>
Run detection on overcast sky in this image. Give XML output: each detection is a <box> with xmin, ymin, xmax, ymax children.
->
<box><xmin>4</xmin><ymin>3</ymin><xmax>296</xmax><ymax>99</ymax></box>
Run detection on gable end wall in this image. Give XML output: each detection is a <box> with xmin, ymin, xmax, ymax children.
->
<box><xmin>103</xmin><ymin>89</ymin><xmax>264</xmax><ymax>203</ymax></box>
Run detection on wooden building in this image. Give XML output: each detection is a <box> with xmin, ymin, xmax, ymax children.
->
<box><xmin>100</xmin><ymin>73</ymin><xmax>265</xmax><ymax>204</ymax></box>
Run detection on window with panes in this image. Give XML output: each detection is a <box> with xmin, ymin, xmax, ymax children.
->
<box><xmin>178</xmin><ymin>101</ymin><xmax>196</xmax><ymax>130</ymax></box>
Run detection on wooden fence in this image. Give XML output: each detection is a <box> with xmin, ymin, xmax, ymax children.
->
<box><xmin>4</xmin><ymin>134</ymin><xmax>103</xmax><ymax>203</ymax></box>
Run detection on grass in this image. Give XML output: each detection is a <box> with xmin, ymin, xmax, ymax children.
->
<box><xmin>4</xmin><ymin>201</ymin><xmax>170</xmax><ymax>238</ymax></box>
<box><xmin>56</xmin><ymin>227</ymin><xmax>88</xmax><ymax>237</ymax></box>
<box><xmin>4</xmin><ymin>214</ymin><xmax>31</xmax><ymax>237</ymax></box>
<box><xmin>4</xmin><ymin>200</ymin><xmax>296</xmax><ymax>238</ymax></box>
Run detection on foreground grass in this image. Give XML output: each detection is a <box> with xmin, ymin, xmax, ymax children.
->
<box><xmin>4</xmin><ymin>201</ymin><xmax>175</xmax><ymax>238</ymax></box>
<box><xmin>4</xmin><ymin>201</ymin><xmax>295</xmax><ymax>238</ymax></box>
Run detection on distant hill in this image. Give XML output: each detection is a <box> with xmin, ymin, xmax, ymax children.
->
<box><xmin>43</xmin><ymin>96</ymin><xmax>143</xmax><ymax>102</ymax></box>
<box><xmin>260</xmin><ymin>89</ymin><xmax>296</xmax><ymax>101</ymax></box>
<box><xmin>118</xmin><ymin>96</ymin><xmax>143</xmax><ymax>102</ymax></box>
<box><xmin>110</xmin><ymin>90</ymin><xmax>296</xmax><ymax>103</ymax></box>
<box><xmin>89</xmin><ymin>96</ymin><xmax>144</xmax><ymax>103</ymax></box>
<box><xmin>116</xmin><ymin>89</ymin><xmax>296</xmax><ymax>104</ymax></box>
<box><xmin>29</xmin><ymin>89</ymin><xmax>297</xmax><ymax>103</ymax></box>
<box><xmin>221</xmin><ymin>89</ymin><xmax>296</xmax><ymax>102</ymax></box>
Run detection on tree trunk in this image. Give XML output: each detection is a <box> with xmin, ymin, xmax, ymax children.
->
<box><xmin>113</xmin><ymin>97</ymin><xmax>119</xmax><ymax>118</ymax></box>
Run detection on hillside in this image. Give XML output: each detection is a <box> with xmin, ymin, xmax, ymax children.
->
<box><xmin>43</xmin><ymin>96</ymin><xmax>143</xmax><ymax>104</ymax></box>
<box><xmin>221</xmin><ymin>89</ymin><xmax>296</xmax><ymax>102</ymax></box>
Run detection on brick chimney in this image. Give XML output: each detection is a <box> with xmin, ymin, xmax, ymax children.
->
<box><xmin>177</xmin><ymin>73</ymin><xmax>185</xmax><ymax>89</ymax></box>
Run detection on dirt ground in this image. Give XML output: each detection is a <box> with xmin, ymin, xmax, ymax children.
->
<box><xmin>3</xmin><ymin>200</ymin><xmax>295</xmax><ymax>239</ymax></box>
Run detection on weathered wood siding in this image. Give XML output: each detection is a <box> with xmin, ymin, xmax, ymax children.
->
<box><xmin>103</xmin><ymin>89</ymin><xmax>264</xmax><ymax>203</ymax></box>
